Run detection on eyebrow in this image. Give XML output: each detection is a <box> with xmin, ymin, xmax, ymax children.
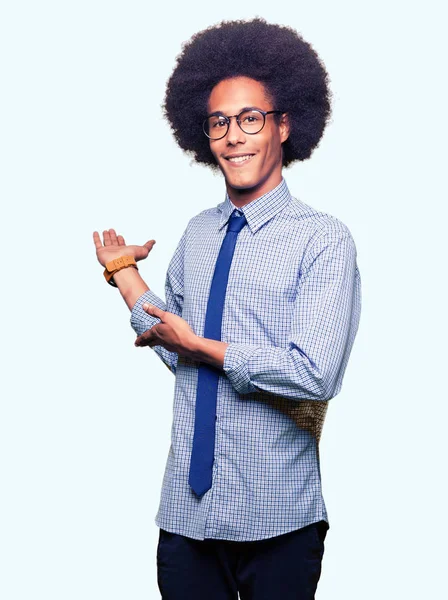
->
<box><xmin>207</xmin><ymin>106</ymin><xmax>264</xmax><ymax>118</ymax></box>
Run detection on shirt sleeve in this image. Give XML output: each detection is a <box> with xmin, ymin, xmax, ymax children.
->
<box><xmin>130</xmin><ymin>229</ymin><xmax>186</xmax><ymax>374</ymax></box>
<box><xmin>223</xmin><ymin>225</ymin><xmax>361</xmax><ymax>400</ymax></box>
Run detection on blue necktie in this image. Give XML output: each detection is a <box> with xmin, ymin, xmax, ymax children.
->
<box><xmin>189</xmin><ymin>210</ymin><xmax>247</xmax><ymax>497</ymax></box>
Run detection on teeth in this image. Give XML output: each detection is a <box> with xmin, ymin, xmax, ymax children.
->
<box><xmin>227</xmin><ymin>155</ymin><xmax>253</xmax><ymax>163</ymax></box>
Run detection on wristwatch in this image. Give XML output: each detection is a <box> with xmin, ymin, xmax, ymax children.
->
<box><xmin>103</xmin><ymin>255</ymin><xmax>138</xmax><ymax>287</ymax></box>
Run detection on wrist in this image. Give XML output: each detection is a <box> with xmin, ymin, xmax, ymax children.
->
<box><xmin>112</xmin><ymin>265</ymin><xmax>142</xmax><ymax>286</ymax></box>
<box><xmin>185</xmin><ymin>334</ymin><xmax>202</xmax><ymax>357</ymax></box>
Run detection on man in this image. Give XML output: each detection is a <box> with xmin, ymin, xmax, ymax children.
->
<box><xmin>93</xmin><ymin>18</ymin><xmax>361</xmax><ymax>600</ymax></box>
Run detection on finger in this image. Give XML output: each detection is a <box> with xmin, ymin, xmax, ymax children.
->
<box><xmin>103</xmin><ymin>230</ymin><xmax>111</xmax><ymax>246</ymax></box>
<box><xmin>135</xmin><ymin>329</ymin><xmax>157</xmax><ymax>347</ymax></box>
<box><xmin>136</xmin><ymin>340</ymin><xmax>158</xmax><ymax>348</ymax></box>
<box><xmin>117</xmin><ymin>235</ymin><xmax>126</xmax><ymax>246</ymax></box>
<box><xmin>93</xmin><ymin>231</ymin><xmax>103</xmax><ymax>249</ymax></box>
<box><xmin>109</xmin><ymin>228</ymin><xmax>119</xmax><ymax>245</ymax></box>
<box><xmin>142</xmin><ymin>303</ymin><xmax>165</xmax><ymax>320</ymax></box>
<box><xmin>143</xmin><ymin>240</ymin><xmax>156</xmax><ymax>250</ymax></box>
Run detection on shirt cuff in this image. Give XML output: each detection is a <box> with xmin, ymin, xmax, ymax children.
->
<box><xmin>130</xmin><ymin>290</ymin><xmax>167</xmax><ymax>336</ymax></box>
<box><xmin>223</xmin><ymin>343</ymin><xmax>261</xmax><ymax>394</ymax></box>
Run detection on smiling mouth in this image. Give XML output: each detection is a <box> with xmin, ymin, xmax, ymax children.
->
<box><xmin>225</xmin><ymin>154</ymin><xmax>255</xmax><ymax>164</ymax></box>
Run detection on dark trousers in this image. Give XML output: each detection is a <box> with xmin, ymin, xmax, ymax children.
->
<box><xmin>157</xmin><ymin>521</ymin><xmax>329</xmax><ymax>599</ymax></box>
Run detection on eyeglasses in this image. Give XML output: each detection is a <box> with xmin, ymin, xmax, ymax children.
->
<box><xmin>203</xmin><ymin>109</ymin><xmax>285</xmax><ymax>140</ymax></box>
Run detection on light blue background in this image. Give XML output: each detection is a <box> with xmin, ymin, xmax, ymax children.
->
<box><xmin>1</xmin><ymin>1</ymin><xmax>446</xmax><ymax>598</ymax></box>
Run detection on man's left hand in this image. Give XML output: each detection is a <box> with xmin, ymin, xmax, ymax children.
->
<box><xmin>135</xmin><ymin>304</ymin><xmax>197</xmax><ymax>355</ymax></box>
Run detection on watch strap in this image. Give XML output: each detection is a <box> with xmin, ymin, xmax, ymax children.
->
<box><xmin>103</xmin><ymin>255</ymin><xmax>138</xmax><ymax>287</ymax></box>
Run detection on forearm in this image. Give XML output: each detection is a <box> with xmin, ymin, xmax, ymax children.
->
<box><xmin>112</xmin><ymin>267</ymin><xmax>150</xmax><ymax>310</ymax></box>
<box><xmin>188</xmin><ymin>337</ymin><xmax>229</xmax><ymax>369</ymax></box>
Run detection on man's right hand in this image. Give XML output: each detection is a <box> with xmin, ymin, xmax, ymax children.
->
<box><xmin>93</xmin><ymin>228</ymin><xmax>156</xmax><ymax>267</ymax></box>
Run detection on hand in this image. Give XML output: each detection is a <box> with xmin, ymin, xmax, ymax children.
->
<box><xmin>93</xmin><ymin>228</ymin><xmax>156</xmax><ymax>267</ymax></box>
<box><xmin>135</xmin><ymin>304</ymin><xmax>197</xmax><ymax>355</ymax></box>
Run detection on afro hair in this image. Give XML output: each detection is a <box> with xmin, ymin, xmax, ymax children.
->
<box><xmin>163</xmin><ymin>18</ymin><xmax>332</xmax><ymax>168</ymax></box>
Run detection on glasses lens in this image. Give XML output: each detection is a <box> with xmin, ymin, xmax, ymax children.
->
<box><xmin>205</xmin><ymin>115</ymin><xmax>228</xmax><ymax>139</ymax></box>
<box><xmin>238</xmin><ymin>110</ymin><xmax>265</xmax><ymax>134</ymax></box>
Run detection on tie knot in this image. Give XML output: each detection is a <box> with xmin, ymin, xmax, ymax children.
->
<box><xmin>227</xmin><ymin>211</ymin><xmax>247</xmax><ymax>233</ymax></box>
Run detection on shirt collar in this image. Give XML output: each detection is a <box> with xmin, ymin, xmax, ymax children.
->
<box><xmin>217</xmin><ymin>178</ymin><xmax>292</xmax><ymax>234</ymax></box>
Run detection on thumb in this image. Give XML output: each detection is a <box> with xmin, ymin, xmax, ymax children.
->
<box><xmin>142</xmin><ymin>303</ymin><xmax>164</xmax><ymax>319</ymax></box>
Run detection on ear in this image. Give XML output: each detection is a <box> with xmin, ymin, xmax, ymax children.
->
<box><xmin>279</xmin><ymin>113</ymin><xmax>290</xmax><ymax>143</ymax></box>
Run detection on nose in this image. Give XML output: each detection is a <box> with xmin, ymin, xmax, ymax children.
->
<box><xmin>226</xmin><ymin>116</ymin><xmax>245</xmax><ymax>145</ymax></box>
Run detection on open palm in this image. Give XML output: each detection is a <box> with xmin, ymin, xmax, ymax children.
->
<box><xmin>93</xmin><ymin>228</ymin><xmax>156</xmax><ymax>267</ymax></box>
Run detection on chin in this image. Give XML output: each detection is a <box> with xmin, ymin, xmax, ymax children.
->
<box><xmin>224</xmin><ymin>173</ymin><xmax>260</xmax><ymax>191</ymax></box>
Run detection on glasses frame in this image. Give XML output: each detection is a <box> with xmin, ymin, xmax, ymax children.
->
<box><xmin>202</xmin><ymin>108</ymin><xmax>285</xmax><ymax>140</ymax></box>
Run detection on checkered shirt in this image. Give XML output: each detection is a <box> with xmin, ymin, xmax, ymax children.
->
<box><xmin>130</xmin><ymin>178</ymin><xmax>361</xmax><ymax>541</ymax></box>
